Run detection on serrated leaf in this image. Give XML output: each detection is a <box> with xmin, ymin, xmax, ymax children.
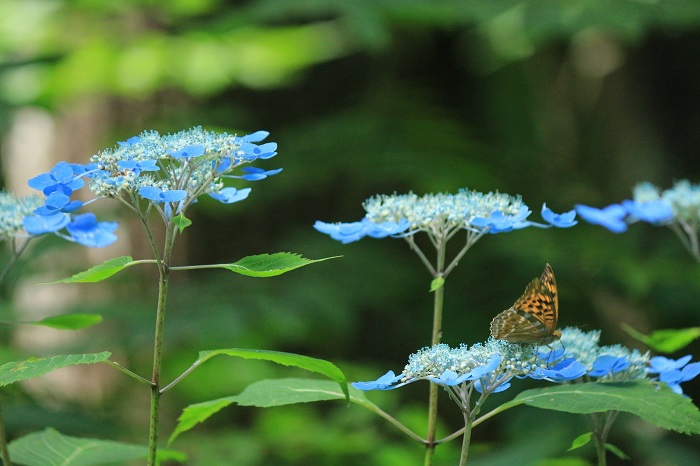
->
<box><xmin>172</xmin><ymin>213</ymin><xmax>192</xmax><ymax>233</ymax></box>
<box><xmin>169</xmin><ymin>378</ymin><xmax>369</xmax><ymax>445</ymax></box>
<box><xmin>502</xmin><ymin>381</ymin><xmax>700</xmax><ymax>435</ymax></box>
<box><xmin>622</xmin><ymin>323</ymin><xmax>700</xmax><ymax>353</ymax></box>
<box><xmin>430</xmin><ymin>277</ymin><xmax>445</xmax><ymax>292</ymax></box>
<box><xmin>29</xmin><ymin>314</ymin><xmax>103</xmax><ymax>330</ymax></box>
<box><xmin>8</xmin><ymin>428</ymin><xmax>185</xmax><ymax>466</ymax></box>
<box><xmin>194</xmin><ymin>348</ymin><xmax>348</xmax><ymax>398</ymax></box>
<box><xmin>0</xmin><ymin>352</ymin><xmax>111</xmax><ymax>387</ymax></box>
<box><xmin>43</xmin><ymin>256</ymin><xmax>135</xmax><ymax>284</ymax></box>
<box><xmin>605</xmin><ymin>442</ymin><xmax>630</xmax><ymax>460</ymax></box>
<box><xmin>567</xmin><ymin>432</ymin><xmax>592</xmax><ymax>451</ymax></box>
<box><xmin>216</xmin><ymin>253</ymin><xmax>340</xmax><ymax>277</ymax></box>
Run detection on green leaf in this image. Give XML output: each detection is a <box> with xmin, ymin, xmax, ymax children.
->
<box><xmin>7</xmin><ymin>428</ymin><xmax>185</xmax><ymax>465</ymax></box>
<box><xmin>0</xmin><ymin>352</ymin><xmax>111</xmax><ymax>387</ymax></box>
<box><xmin>29</xmin><ymin>313</ymin><xmax>103</xmax><ymax>330</ymax></box>
<box><xmin>622</xmin><ymin>323</ymin><xmax>700</xmax><ymax>353</ymax></box>
<box><xmin>169</xmin><ymin>378</ymin><xmax>369</xmax><ymax>445</ymax></box>
<box><xmin>43</xmin><ymin>256</ymin><xmax>135</xmax><ymax>284</ymax></box>
<box><xmin>0</xmin><ymin>314</ymin><xmax>103</xmax><ymax>330</ymax></box>
<box><xmin>567</xmin><ymin>432</ymin><xmax>592</xmax><ymax>451</ymax></box>
<box><xmin>605</xmin><ymin>442</ymin><xmax>630</xmax><ymax>460</ymax></box>
<box><xmin>193</xmin><ymin>348</ymin><xmax>348</xmax><ymax>397</ymax></box>
<box><xmin>172</xmin><ymin>213</ymin><xmax>192</xmax><ymax>233</ymax></box>
<box><xmin>430</xmin><ymin>277</ymin><xmax>445</xmax><ymax>292</ymax></box>
<box><xmin>215</xmin><ymin>253</ymin><xmax>340</xmax><ymax>277</ymax></box>
<box><xmin>502</xmin><ymin>381</ymin><xmax>700</xmax><ymax>435</ymax></box>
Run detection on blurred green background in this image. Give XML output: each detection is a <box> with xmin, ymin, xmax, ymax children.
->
<box><xmin>2</xmin><ymin>1</ymin><xmax>700</xmax><ymax>465</ymax></box>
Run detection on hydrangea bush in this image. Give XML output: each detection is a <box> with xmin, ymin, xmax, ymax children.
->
<box><xmin>0</xmin><ymin>127</ymin><xmax>344</xmax><ymax>465</ymax></box>
<box><xmin>2</xmin><ymin>138</ymin><xmax>700</xmax><ymax>465</ymax></box>
<box><xmin>314</xmin><ymin>187</ymin><xmax>700</xmax><ymax>466</ymax></box>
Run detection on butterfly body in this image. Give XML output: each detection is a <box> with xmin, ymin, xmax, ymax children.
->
<box><xmin>490</xmin><ymin>263</ymin><xmax>561</xmax><ymax>346</ymax></box>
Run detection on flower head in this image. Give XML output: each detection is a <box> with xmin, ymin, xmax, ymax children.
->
<box><xmin>659</xmin><ymin>180</ymin><xmax>700</xmax><ymax>224</ymax></box>
<box><xmin>87</xmin><ymin>126</ymin><xmax>279</xmax><ymax>212</ymax></box>
<box><xmin>0</xmin><ymin>191</ymin><xmax>44</xmax><ymax>240</ymax></box>
<box><xmin>577</xmin><ymin>180</ymin><xmax>700</xmax><ymax>261</ymax></box>
<box><xmin>353</xmin><ymin>338</ymin><xmax>570</xmax><ymax>398</ymax></box>
<box><xmin>318</xmin><ymin>189</ymin><xmax>576</xmax><ymax>244</ymax></box>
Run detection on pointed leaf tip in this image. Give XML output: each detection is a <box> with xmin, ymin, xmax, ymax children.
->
<box><xmin>42</xmin><ymin>256</ymin><xmax>135</xmax><ymax>284</ymax></box>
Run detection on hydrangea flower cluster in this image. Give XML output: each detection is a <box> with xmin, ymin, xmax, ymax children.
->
<box><xmin>0</xmin><ymin>191</ymin><xmax>44</xmax><ymax>241</ymax></box>
<box><xmin>576</xmin><ymin>180</ymin><xmax>700</xmax><ymax>261</ymax></box>
<box><xmin>315</xmin><ymin>189</ymin><xmax>577</xmax><ymax>244</ymax></box>
<box><xmin>23</xmin><ymin>127</ymin><xmax>279</xmax><ymax>248</ymax></box>
<box><xmin>354</xmin><ymin>327</ymin><xmax>699</xmax><ymax>396</ymax></box>
<box><xmin>575</xmin><ymin>180</ymin><xmax>695</xmax><ymax>234</ymax></box>
<box><xmin>87</xmin><ymin>127</ymin><xmax>278</xmax><ymax>203</ymax></box>
<box><xmin>557</xmin><ymin>327</ymin><xmax>650</xmax><ymax>382</ymax></box>
<box><xmin>353</xmin><ymin>336</ymin><xmax>586</xmax><ymax>397</ymax></box>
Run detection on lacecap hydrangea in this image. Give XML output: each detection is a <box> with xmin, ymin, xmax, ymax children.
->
<box><xmin>23</xmin><ymin>127</ymin><xmax>280</xmax><ymax>247</ymax></box>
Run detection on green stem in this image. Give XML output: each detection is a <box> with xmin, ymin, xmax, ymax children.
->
<box><xmin>0</xmin><ymin>401</ymin><xmax>11</xmax><ymax>465</ymax></box>
<box><xmin>423</xmin><ymin>240</ymin><xmax>447</xmax><ymax>466</ymax></box>
<box><xmin>589</xmin><ymin>412</ymin><xmax>607</xmax><ymax>466</ymax></box>
<box><xmin>146</xmin><ymin>218</ymin><xmax>176</xmax><ymax>466</ymax></box>
<box><xmin>458</xmin><ymin>413</ymin><xmax>473</xmax><ymax>466</ymax></box>
<box><xmin>0</xmin><ymin>238</ymin><xmax>34</xmax><ymax>466</ymax></box>
<box><xmin>0</xmin><ymin>238</ymin><xmax>30</xmax><ymax>288</ymax></box>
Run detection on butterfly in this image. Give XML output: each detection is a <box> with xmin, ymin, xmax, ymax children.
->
<box><xmin>490</xmin><ymin>263</ymin><xmax>561</xmax><ymax>346</ymax></box>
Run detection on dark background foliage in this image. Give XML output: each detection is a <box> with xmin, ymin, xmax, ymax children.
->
<box><xmin>1</xmin><ymin>1</ymin><xmax>700</xmax><ymax>464</ymax></box>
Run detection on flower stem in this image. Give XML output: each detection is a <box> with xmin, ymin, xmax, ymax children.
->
<box><xmin>423</xmin><ymin>240</ymin><xmax>447</xmax><ymax>466</ymax></box>
<box><xmin>148</xmin><ymin>264</ymin><xmax>170</xmax><ymax>466</ymax></box>
<box><xmin>458</xmin><ymin>413</ymin><xmax>473</xmax><ymax>466</ymax></box>
<box><xmin>0</xmin><ymin>401</ymin><xmax>11</xmax><ymax>465</ymax></box>
<box><xmin>146</xmin><ymin>217</ymin><xmax>176</xmax><ymax>466</ymax></box>
<box><xmin>0</xmin><ymin>238</ymin><xmax>34</xmax><ymax>465</ymax></box>
<box><xmin>588</xmin><ymin>410</ymin><xmax>619</xmax><ymax>466</ymax></box>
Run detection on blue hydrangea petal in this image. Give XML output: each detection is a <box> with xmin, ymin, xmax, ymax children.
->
<box><xmin>363</xmin><ymin>218</ymin><xmax>411</xmax><ymax>238</ymax></box>
<box><xmin>27</xmin><ymin>173</ymin><xmax>56</xmax><ymax>192</ymax></box>
<box><xmin>23</xmin><ymin>213</ymin><xmax>70</xmax><ymax>235</ymax></box>
<box><xmin>314</xmin><ymin>220</ymin><xmax>368</xmax><ymax>243</ymax></box>
<box><xmin>241</xmin><ymin>130</ymin><xmax>269</xmax><ymax>143</ymax></box>
<box><xmin>118</xmin><ymin>136</ymin><xmax>141</xmax><ymax>147</ymax></box>
<box><xmin>529</xmin><ymin>358</ymin><xmax>587</xmax><ymax>381</ymax></box>
<box><xmin>680</xmin><ymin>361</ymin><xmax>700</xmax><ymax>382</ymax></box>
<box><xmin>352</xmin><ymin>371</ymin><xmax>404</xmax><ymax>390</ymax></box>
<box><xmin>169</xmin><ymin>144</ymin><xmax>206</xmax><ymax>159</ymax></box>
<box><xmin>209</xmin><ymin>187</ymin><xmax>251</xmax><ymax>204</ymax></box>
<box><xmin>139</xmin><ymin>186</ymin><xmax>164</xmax><ymax>201</ymax></box>
<box><xmin>575</xmin><ymin>204</ymin><xmax>628</xmax><ymax>233</ymax></box>
<box><xmin>240</xmin><ymin>167</ymin><xmax>283</xmax><ymax>181</ymax></box>
<box><xmin>216</xmin><ymin>158</ymin><xmax>232</xmax><ymax>173</ymax></box>
<box><xmin>541</xmin><ymin>203</ymin><xmax>578</xmax><ymax>228</ymax></box>
<box><xmin>65</xmin><ymin>213</ymin><xmax>118</xmax><ymax>248</ymax></box>
<box><xmin>588</xmin><ymin>355</ymin><xmax>630</xmax><ymax>377</ymax></box>
<box><xmin>159</xmin><ymin>190</ymin><xmax>188</xmax><ymax>202</ymax></box>
<box><xmin>648</xmin><ymin>355</ymin><xmax>692</xmax><ymax>373</ymax></box>
<box><xmin>622</xmin><ymin>199</ymin><xmax>674</xmax><ymax>224</ymax></box>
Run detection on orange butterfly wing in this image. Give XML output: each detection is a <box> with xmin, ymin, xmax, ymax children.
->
<box><xmin>490</xmin><ymin>264</ymin><xmax>561</xmax><ymax>345</ymax></box>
